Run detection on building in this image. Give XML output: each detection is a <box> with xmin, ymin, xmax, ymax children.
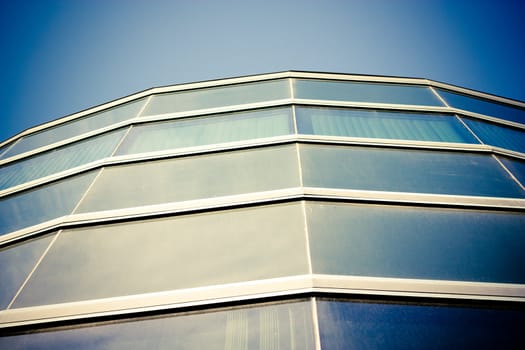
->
<box><xmin>0</xmin><ymin>71</ymin><xmax>524</xmax><ymax>348</ymax></box>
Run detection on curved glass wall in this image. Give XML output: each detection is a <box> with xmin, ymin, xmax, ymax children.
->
<box><xmin>141</xmin><ymin>79</ymin><xmax>290</xmax><ymax>117</ymax></box>
<box><xmin>1</xmin><ymin>99</ymin><xmax>146</xmax><ymax>160</ymax></box>
<box><xmin>436</xmin><ymin>88</ymin><xmax>525</xmax><ymax>125</ymax></box>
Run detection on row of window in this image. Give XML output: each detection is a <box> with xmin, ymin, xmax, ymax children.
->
<box><xmin>2</xmin><ymin>106</ymin><xmax>525</xmax><ymax>193</ymax></box>
<box><xmin>2</xmin><ymin>200</ymin><xmax>524</xmax><ymax>310</ymax></box>
<box><xmin>2</xmin><ymin>77</ymin><xmax>524</xmax><ymax>161</ymax></box>
<box><xmin>1</xmin><ymin>297</ymin><xmax>523</xmax><ymax>349</ymax></box>
<box><xmin>1</xmin><ymin>143</ymin><xmax>524</xmax><ymax>237</ymax></box>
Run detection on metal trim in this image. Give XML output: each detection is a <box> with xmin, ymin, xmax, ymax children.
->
<box><xmin>1</xmin><ymin>274</ymin><xmax>523</xmax><ymax>329</ymax></box>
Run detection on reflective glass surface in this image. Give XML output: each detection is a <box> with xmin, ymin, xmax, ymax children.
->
<box><xmin>0</xmin><ymin>129</ymin><xmax>125</xmax><ymax>191</ymax></box>
<box><xmin>116</xmin><ymin>107</ymin><xmax>293</xmax><ymax>156</ymax></box>
<box><xmin>1</xmin><ymin>99</ymin><xmax>145</xmax><ymax>159</ymax></box>
<box><xmin>307</xmin><ymin>202</ymin><xmax>525</xmax><ymax>283</ymax></box>
<box><xmin>0</xmin><ymin>171</ymin><xmax>97</xmax><ymax>236</ymax></box>
<box><xmin>300</xmin><ymin>144</ymin><xmax>525</xmax><ymax>198</ymax></box>
<box><xmin>0</xmin><ymin>234</ymin><xmax>55</xmax><ymax>309</ymax></box>
<box><xmin>436</xmin><ymin>88</ymin><xmax>525</xmax><ymax>125</ymax></box>
<box><xmin>141</xmin><ymin>79</ymin><xmax>290</xmax><ymax>117</ymax></box>
<box><xmin>462</xmin><ymin>117</ymin><xmax>525</xmax><ymax>154</ymax></box>
<box><xmin>12</xmin><ymin>203</ymin><xmax>309</xmax><ymax>306</ymax></box>
<box><xmin>499</xmin><ymin>156</ymin><xmax>525</xmax><ymax>186</ymax></box>
<box><xmin>75</xmin><ymin>145</ymin><xmax>300</xmax><ymax>213</ymax></box>
<box><xmin>293</xmin><ymin>79</ymin><xmax>444</xmax><ymax>106</ymax></box>
<box><xmin>317</xmin><ymin>299</ymin><xmax>525</xmax><ymax>349</ymax></box>
<box><xmin>296</xmin><ymin>107</ymin><xmax>477</xmax><ymax>143</ymax></box>
<box><xmin>0</xmin><ymin>300</ymin><xmax>314</xmax><ymax>350</ymax></box>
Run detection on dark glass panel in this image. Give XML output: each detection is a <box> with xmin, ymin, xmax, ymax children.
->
<box><xmin>300</xmin><ymin>144</ymin><xmax>525</xmax><ymax>198</ymax></box>
<box><xmin>0</xmin><ymin>234</ymin><xmax>55</xmax><ymax>309</ymax></box>
<box><xmin>293</xmin><ymin>79</ymin><xmax>444</xmax><ymax>106</ymax></box>
<box><xmin>499</xmin><ymin>156</ymin><xmax>525</xmax><ymax>187</ymax></box>
<box><xmin>462</xmin><ymin>117</ymin><xmax>525</xmax><ymax>153</ymax></box>
<box><xmin>0</xmin><ymin>300</ymin><xmax>314</xmax><ymax>350</ymax></box>
<box><xmin>117</xmin><ymin>107</ymin><xmax>293</xmax><ymax>155</ymax></box>
<box><xmin>317</xmin><ymin>299</ymin><xmax>525</xmax><ymax>350</ymax></box>
<box><xmin>1</xmin><ymin>99</ymin><xmax>145</xmax><ymax>159</ymax></box>
<box><xmin>436</xmin><ymin>88</ymin><xmax>525</xmax><ymax>125</ymax></box>
<box><xmin>296</xmin><ymin>107</ymin><xmax>477</xmax><ymax>143</ymax></box>
<box><xmin>0</xmin><ymin>171</ymin><xmax>98</xmax><ymax>236</ymax></box>
<box><xmin>308</xmin><ymin>202</ymin><xmax>525</xmax><ymax>283</ymax></box>
<box><xmin>75</xmin><ymin>145</ymin><xmax>300</xmax><ymax>213</ymax></box>
<box><xmin>0</xmin><ymin>129</ymin><xmax>125</xmax><ymax>191</ymax></box>
<box><xmin>12</xmin><ymin>203</ymin><xmax>309</xmax><ymax>306</ymax></box>
<box><xmin>141</xmin><ymin>79</ymin><xmax>290</xmax><ymax>117</ymax></box>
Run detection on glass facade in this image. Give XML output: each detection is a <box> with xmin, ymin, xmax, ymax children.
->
<box><xmin>1</xmin><ymin>71</ymin><xmax>524</xmax><ymax>348</ymax></box>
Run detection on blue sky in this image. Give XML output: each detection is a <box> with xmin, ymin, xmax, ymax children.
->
<box><xmin>1</xmin><ymin>0</ymin><xmax>524</xmax><ymax>143</ymax></box>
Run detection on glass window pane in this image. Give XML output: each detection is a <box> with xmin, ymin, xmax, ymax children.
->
<box><xmin>462</xmin><ymin>117</ymin><xmax>525</xmax><ymax>153</ymax></box>
<box><xmin>296</xmin><ymin>107</ymin><xmax>477</xmax><ymax>143</ymax></box>
<box><xmin>317</xmin><ymin>299</ymin><xmax>525</xmax><ymax>350</ymax></box>
<box><xmin>0</xmin><ymin>234</ymin><xmax>55</xmax><ymax>309</ymax></box>
<box><xmin>307</xmin><ymin>202</ymin><xmax>525</xmax><ymax>283</ymax></box>
<box><xmin>1</xmin><ymin>98</ymin><xmax>146</xmax><ymax>159</ymax></box>
<box><xmin>499</xmin><ymin>156</ymin><xmax>525</xmax><ymax>186</ymax></box>
<box><xmin>141</xmin><ymin>79</ymin><xmax>290</xmax><ymax>117</ymax></box>
<box><xmin>0</xmin><ymin>171</ymin><xmax>98</xmax><ymax>236</ymax></box>
<box><xmin>76</xmin><ymin>145</ymin><xmax>300</xmax><ymax>213</ymax></box>
<box><xmin>0</xmin><ymin>129</ymin><xmax>125</xmax><ymax>191</ymax></box>
<box><xmin>300</xmin><ymin>144</ymin><xmax>525</xmax><ymax>198</ymax></box>
<box><xmin>12</xmin><ymin>203</ymin><xmax>309</xmax><ymax>307</ymax></box>
<box><xmin>0</xmin><ymin>300</ymin><xmax>314</xmax><ymax>350</ymax></box>
<box><xmin>436</xmin><ymin>88</ymin><xmax>525</xmax><ymax>125</ymax></box>
<box><xmin>116</xmin><ymin>107</ymin><xmax>293</xmax><ymax>156</ymax></box>
<box><xmin>293</xmin><ymin>79</ymin><xmax>444</xmax><ymax>106</ymax></box>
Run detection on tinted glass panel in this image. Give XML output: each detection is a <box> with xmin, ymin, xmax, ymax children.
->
<box><xmin>436</xmin><ymin>88</ymin><xmax>525</xmax><ymax>125</ymax></box>
<box><xmin>76</xmin><ymin>145</ymin><xmax>300</xmax><ymax>213</ymax></box>
<box><xmin>117</xmin><ymin>107</ymin><xmax>293</xmax><ymax>156</ymax></box>
<box><xmin>296</xmin><ymin>107</ymin><xmax>477</xmax><ymax>143</ymax></box>
<box><xmin>462</xmin><ymin>117</ymin><xmax>525</xmax><ymax>153</ymax></box>
<box><xmin>141</xmin><ymin>79</ymin><xmax>290</xmax><ymax>117</ymax></box>
<box><xmin>300</xmin><ymin>144</ymin><xmax>525</xmax><ymax>198</ymax></box>
<box><xmin>308</xmin><ymin>202</ymin><xmax>525</xmax><ymax>283</ymax></box>
<box><xmin>499</xmin><ymin>156</ymin><xmax>525</xmax><ymax>186</ymax></box>
<box><xmin>0</xmin><ymin>171</ymin><xmax>97</xmax><ymax>236</ymax></box>
<box><xmin>318</xmin><ymin>299</ymin><xmax>525</xmax><ymax>350</ymax></box>
<box><xmin>293</xmin><ymin>79</ymin><xmax>444</xmax><ymax>106</ymax></box>
<box><xmin>0</xmin><ymin>300</ymin><xmax>314</xmax><ymax>350</ymax></box>
<box><xmin>0</xmin><ymin>129</ymin><xmax>125</xmax><ymax>191</ymax></box>
<box><xmin>0</xmin><ymin>234</ymin><xmax>55</xmax><ymax>309</ymax></box>
<box><xmin>12</xmin><ymin>203</ymin><xmax>309</xmax><ymax>306</ymax></box>
<box><xmin>1</xmin><ymin>99</ymin><xmax>145</xmax><ymax>159</ymax></box>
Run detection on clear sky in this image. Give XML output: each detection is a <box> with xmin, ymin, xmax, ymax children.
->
<box><xmin>1</xmin><ymin>0</ymin><xmax>524</xmax><ymax>143</ymax></box>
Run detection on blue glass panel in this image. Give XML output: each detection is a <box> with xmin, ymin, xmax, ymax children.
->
<box><xmin>318</xmin><ymin>299</ymin><xmax>525</xmax><ymax>349</ymax></box>
<box><xmin>0</xmin><ymin>171</ymin><xmax>97</xmax><ymax>236</ymax></box>
<box><xmin>0</xmin><ymin>234</ymin><xmax>55</xmax><ymax>309</ymax></box>
<box><xmin>117</xmin><ymin>107</ymin><xmax>293</xmax><ymax>155</ymax></box>
<box><xmin>0</xmin><ymin>129</ymin><xmax>125</xmax><ymax>191</ymax></box>
<box><xmin>76</xmin><ymin>145</ymin><xmax>300</xmax><ymax>213</ymax></box>
<box><xmin>296</xmin><ymin>107</ymin><xmax>477</xmax><ymax>143</ymax></box>
<box><xmin>141</xmin><ymin>79</ymin><xmax>290</xmax><ymax>117</ymax></box>
<box><xmin>1</xmin><ymin>98</ymin><xmax>145</xmax><ymax>159</ymax></box>
<box><xmin>499</xmin><ymin>156</ymin><xmax>525</xmax><ymax>187</ymax></box>
<box><xmin>300</xmin><ymin>144</ymin><xmax>525</xmax><ymax>198</ymax></box>
<box><xmin>293</xmin><ymin>79</ymin><xmax>444</xmax><ymax>106</ymax></box>
<box><xmin>13</xmin><ymin>203</ymin><xmax>308</xmax><ymax>307</ymax></box>
<box><xmin>462</xmin><ymin>117</ymin><xmax>525</xmax><ymax>153</ymax></box>
<box><xmin>436</xmin><ymin>88</ymin><xmax>525</xmax><ymax>125</ymax></box>
<box><xmin>0</xmin><ymin>301</ymin><xmax>314</xmax><ymax>350</ymax></box>
<box><xmin>308</xmin><ymin>202</ymin><xmax>525</xmax><ymax>283</ymax></box>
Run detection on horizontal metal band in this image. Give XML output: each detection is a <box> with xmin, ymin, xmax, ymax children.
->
<box><xmin>0</xmin><ymin>274</ymin><xmax>523</xmax><ymax>329</ymax></box>
<box><xmin>2</xmin><ymin>187</ymin><xmax>525</xmax><ymax>247</ymax></box>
